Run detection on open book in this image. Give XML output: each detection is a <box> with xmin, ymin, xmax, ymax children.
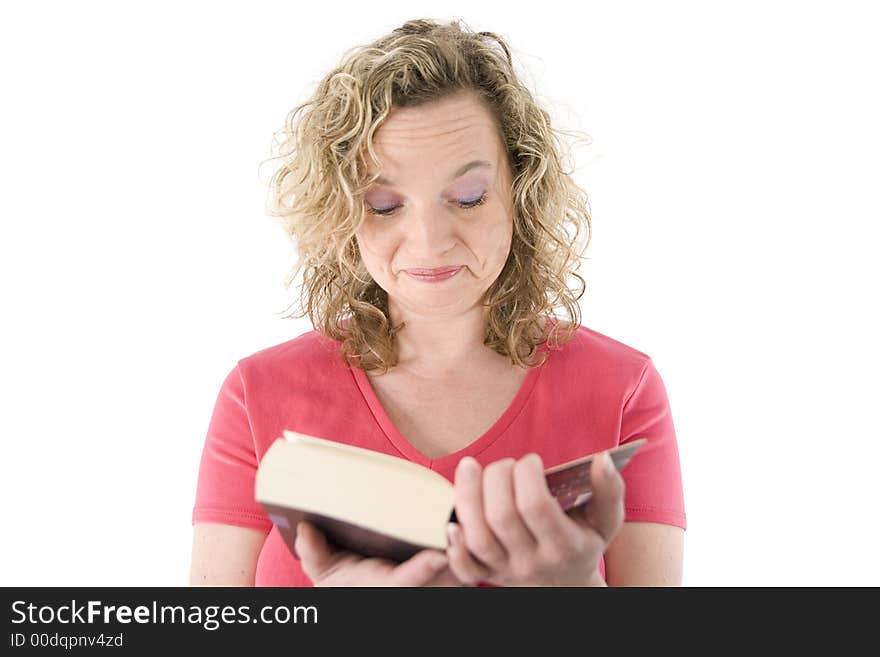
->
<box><xmin>255</xmin><ymin>430</ymin><xmax>647</xmax><ymax>563</ymax></box>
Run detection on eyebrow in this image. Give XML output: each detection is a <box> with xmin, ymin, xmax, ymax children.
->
<box><xmin>372</xmin><ymin>159</ymin><xmax>493</xmax><ymax>187</ymax></box>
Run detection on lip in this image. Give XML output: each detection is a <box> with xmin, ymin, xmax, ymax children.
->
<box><xmin>403</xmin><ymin>266</ymin><xmax>464</xmax><ymax>276</ymax></box>
<box><xmin>403</xmin><ymin>265</ymin><xmax>464</xmax><ymax>283</ymax></box>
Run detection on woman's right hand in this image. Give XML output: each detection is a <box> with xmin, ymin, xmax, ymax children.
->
<box><xmin>294</xmin><ymin>520</ymin><xmax>465</xmax><ymax>586</ymax></box>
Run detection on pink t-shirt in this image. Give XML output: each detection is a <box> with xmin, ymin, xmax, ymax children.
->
<box><xmin>192</xmin><ymin>323</ymin><xmax>686</xmax><ymax>586</ymax></box>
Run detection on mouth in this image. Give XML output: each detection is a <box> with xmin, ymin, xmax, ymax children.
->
<box><xmin>403</xmin><ymin>265</ymin><xmax>465</xmax><ymax>282</ymax></box>
<box><xmin>403</xmin><ymin>266</ymin><xmax>464</xmax><ymax>276</ymax></box>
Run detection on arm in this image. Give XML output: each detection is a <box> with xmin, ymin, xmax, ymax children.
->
<box><xmin>191</xmin><ymin>365</ymin><xmax>272</xmax><ymax>586</ymax></box>
<box><xmin>606</xmin><ymin>358</ymin><xmax>686</xmax><ymax>586</ymax></box>
<box><xmin>189</xmin><ymin>523</ymin><xmax>268</xmax><ymax>586</ymax></box>
<box><xmin>603</xmin><ymin>521</ymin><xmax>684</xmax><ymax>586</ymax></box>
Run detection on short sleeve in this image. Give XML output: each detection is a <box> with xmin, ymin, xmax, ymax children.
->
<box><xmin>618</xmin><ymin>358</ymin><xmax>687</xmax><ymax>530</ymax></box>
<box><xmin>191</xmin><ymin>364</ymin><xmax>273</xmax><ymax>533</ymax></box>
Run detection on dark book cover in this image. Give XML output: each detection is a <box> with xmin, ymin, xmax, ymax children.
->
<box><xmin>545</xmin><ymin>439</ymin><xmax>646</xmax><ymax>512</ymax></box>
<box><xmin>262</xmin><ymin>503</ymin><xmax>435</xmax><ymax>563</ymax></box>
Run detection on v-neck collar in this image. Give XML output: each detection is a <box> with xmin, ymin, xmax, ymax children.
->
<box><xmin>350</xmin><ymin>341</ymin><xmax>551</xmax><ymax>469</ymax></box>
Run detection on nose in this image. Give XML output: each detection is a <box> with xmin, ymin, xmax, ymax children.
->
<box><xmin>403</xmin><ymin>204</ymin><xmax>456</xmax><ymax>258</ymax></box>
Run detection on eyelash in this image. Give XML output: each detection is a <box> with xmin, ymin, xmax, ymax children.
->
<box><xmin>366</xmin><ymin>193</ymin><xmax>487</xmax><ymax>217</ymax></box>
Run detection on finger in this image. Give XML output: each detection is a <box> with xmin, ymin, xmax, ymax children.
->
<box><xmin>483</xmin><ymin>458</ymin><xmax>538</xmax><ymax>554</ymax></box>
<box><xmin>423</xmin><ymin>564</ymin><xmax>471</xmax><ymax>587</ymax></box>
<box><xmin>445</xmin><ymin>522</ymin><xmax>490</xmax><ymax>586</ymax></box>
<box><xmin>387</xmin><ymin>550</ymin><xmax>450</xmax><ymax>586</ymax></box>
<box><xmin>578</xmin><ymin>452</ymin><xmax>626</xmax><ymax>543</ymax></box>
<box><xmin>513</xmin><ymin>453</ymin><xmax>585</xmax><ymax>555</ymax></box>
<box><xmin>295</xmin><ymin>521</ymin><xmax>346</xmax><ymax>581</ymax></box>
<box><xmin>453</xmin><ymin>456</ymin><xmax>508</xmax><ymax>567</ymax></box>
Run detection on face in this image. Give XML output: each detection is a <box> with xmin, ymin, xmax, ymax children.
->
<box><xmin>354</xmin><ymin>91</ymin><xmax>515</xmax><ymax>317</ymax></box>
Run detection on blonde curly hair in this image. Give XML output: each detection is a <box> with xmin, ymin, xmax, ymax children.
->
<box><xmin>264</xmin><ymin>18</ymin><xmax>592</xmax><ymax>374</ymax></box>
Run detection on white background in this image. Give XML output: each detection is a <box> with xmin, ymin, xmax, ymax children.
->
<box><xmin>2</xmin><ymin>0</ymin><xmax>878</xmax><ymax>586</ymax></box>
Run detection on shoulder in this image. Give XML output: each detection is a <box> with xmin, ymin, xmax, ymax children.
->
<box><xmin>235</xmin><ymin>328</ymin><xmax>346</xmax><ymax>384</ymax></box>
<box><xmin>545</xmin><ymin>322</ymin><xmax>656</xmax><ymax>391</ymax></box>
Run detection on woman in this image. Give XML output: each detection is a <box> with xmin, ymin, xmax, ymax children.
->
<box><xmin>190</xmin><ymin>18</ymin><xmax>685</xmax><ymax>586</ymax></box>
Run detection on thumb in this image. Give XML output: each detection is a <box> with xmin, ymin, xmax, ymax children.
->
<box><xmin>295</xmin><ymin>521</ymin><xmax>345</xmax><ymax>580</ymax></box>
<box><xmin>387</xmin><ymin>550</ymin><xmax>450</xmax><ymax>587</ymax></box>
<box><xmin>579</xmin><ymin>451</ymin><xmax>625</xmax><ymax>544</ymax></box>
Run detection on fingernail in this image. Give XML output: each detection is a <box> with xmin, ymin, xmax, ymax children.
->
<box><xmin>457</xmin><ymin>456</ymin><xmax>478</xmax><ymax>481</ymax></box>
<box><xmin>292</xmin><ymin>522</ymin><xmax>303</xmax><ymax>560</ymax></box>
<box><xmin>604</xmin><ymin>452</ymin><xmax>615</xmax><ymax>474</ymax></box>
<box><xmin>527</xmin><ymin>453</ymin><xmax>543</xmax><ymax>469</ymax></box>
<box><xmin>430</xmin><ymin>553</ymin><xmax>449</xmax><ymax>570</ymax></box>
<box><xmin>447</xmin><ymin>522</ymin><xmax>459</xmax><ymax>546</ymax></box>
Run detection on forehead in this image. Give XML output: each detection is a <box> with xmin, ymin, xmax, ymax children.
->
<box><xmin>370</xmin><ymin>93</ymin><xmax>502</xmax><ymax>166</ymax></box>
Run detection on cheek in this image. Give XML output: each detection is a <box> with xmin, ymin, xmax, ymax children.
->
<box><xmin>356</xmin><ymin>227</ymin><xmax>382</xmax><ymax>255</ymax></box>
<box><xmin>355</xmin><ymin>228</ymin><xmax>397</xmax><ymax>270</ymax></box>
<box><xmin>476</xmin><ymin>219</ymin><xmax>513</xmax><ymax>262</ymax></box>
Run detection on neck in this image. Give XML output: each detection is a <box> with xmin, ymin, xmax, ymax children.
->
<box><xmin>386</xmin><ymin>303</ymin><xmax>500</xmax><ymax>379</ymax></box>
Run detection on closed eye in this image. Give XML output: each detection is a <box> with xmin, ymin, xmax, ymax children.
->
<box><xmin>366</xmin><ymin>193</ymin><xmax>488</xmax><ymax>217</ymax></box>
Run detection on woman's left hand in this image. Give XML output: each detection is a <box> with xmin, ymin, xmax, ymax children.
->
<box><xmin>446</xmin><ymin>451</ymin><xmax>625</xmax><ymax>587</ymax></box>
